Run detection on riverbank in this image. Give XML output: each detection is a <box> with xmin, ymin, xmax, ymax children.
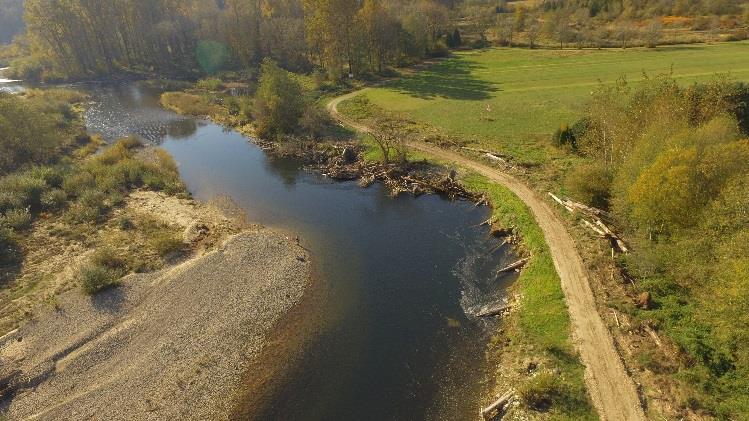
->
<box><xmin>0</xmin><ymin>227</ymin><xmax>310</xmax><ymax>419</ymax></box>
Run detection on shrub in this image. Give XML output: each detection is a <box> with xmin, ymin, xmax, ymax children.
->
<box><xmin>91</xmin><ymin>247</ymin><xmax>128</xmax><ymax>271</ymax></box>
<box><xmin>196</xmin><ymin>78</ymin><xmax>224</xmax><ymax>91</ymax></box>
<box><xmin>0</xmin><ymin>227</ymin><xmax>19</xmax><ymax>265</ymax></box>
<box><xmin>29</xmin><ymin>166</ymin><xmax>65</xmax><ymax>188</ymax></box>
<box><xmin>80</xmin><ymin>247</ymin><xmax>129</xmax><ymax>295</ymax></box>
<box><xmin>299</xmin><ymin>105</ymin><xmax>333</xmax><ymax>139</ymax></box>
<box><xmin>66</xmin><ymin>190</ymin><xmax>109</xmax><ymax>223</ymax></box>
<box><xmin>564</xmin><ymin>162</ymin><xmax>613</xmax><ymax>209</ymax></box>
<box><xmin>80</xmin><ymin>264</ymin><xmax>123</xmax><ymax>295</ymax></box>
<box><xmin>41</xmin><ymin>189</ymin><xmax>68</xmax><ymax>211</ymax></box>
<box><xmin>0</xmin><ymin>173</ymin><xmax>48</xmax><ymax>212</ymax></box>
<box><xmin>552</xmin><ymin>124</ymin><xmax>578</xmax><ymax>149</ymax></box>
<box><xmin>150</xmin><ymin>231</ymin><xmax>185</xmax><ymax>258</ymax></box>
<box><xmin>1</xmin><ymin>208</ymin><xmax>33</xmax><ymax>231</ymax></box>
<box><xmin>62</xmin><ymin>172</ymin><xmax>96</xmax><ymax>197</ymax></box>
<box><xmin>518</xmin><ymin>372</ymin><xmax>565</xmax><ymax>411</ymax></box>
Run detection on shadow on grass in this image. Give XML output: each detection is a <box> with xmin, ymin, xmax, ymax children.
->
<box><xmin>388</xmin><ymin>58</ymin><xmax>498</xmax><ymax>101</ymax></box>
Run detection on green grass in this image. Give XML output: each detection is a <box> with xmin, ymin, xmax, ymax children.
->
<box><xmin>462</xmin><ymin>173</ymin><xmax>595</xmax><ymax>419</ymax></box>
<box><xmin>360</xmin><ymin>42</ymin><xmax>749</xmax><ymax>165</ymax></box>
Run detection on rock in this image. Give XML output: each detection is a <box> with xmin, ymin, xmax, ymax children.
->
<box><xmin>183</xmin><ymin>222</ymin><xmax>209</xmax><ymax>243</ymax></box>
<box><xmin>636</xmin><ymin>292</ymin><xmax>652</xmax><ymax>310</ymax></box>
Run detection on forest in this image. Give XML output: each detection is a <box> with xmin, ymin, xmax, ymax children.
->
<box><xmin>4</xmin><ymin>0</ymin><xmax>749</xmax><ymax>81</ymax></box>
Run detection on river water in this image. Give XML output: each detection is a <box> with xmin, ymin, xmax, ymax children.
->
<box><xmin>54</xmin><ymin>81</ymin><xmax>519</xmax><ymax>420</ymax></box>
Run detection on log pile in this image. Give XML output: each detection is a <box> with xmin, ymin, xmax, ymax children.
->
<box><xmin>548</xmin><ymin>193</ymin><xmax>629</xmax><ymax>253</ymax></box>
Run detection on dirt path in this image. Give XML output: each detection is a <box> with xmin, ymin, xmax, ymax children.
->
<box><xmin>328</xmin><ymin>90</ymin><xmax>646</xmax><ymax>421</ymax></box>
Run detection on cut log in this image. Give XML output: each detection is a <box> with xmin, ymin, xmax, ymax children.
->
<box><xmin>582</xmin><ymin>219</ymin><xmax>606</xmax><ymax>237</ymax></box>
<box><xmin>497</xmin><ymin>258</ymin><xmax>529</xmax><ymax>273</ymax></box>
<box><xmin>548</xmin><ymin>192</ymin><xmax>574</xmax><ymax>213</ymax></box>
<box><xmin>481</xmin><ymin>391</ymin><xmax>514</xmax><ymax>420</ymax></box>
<box><xmin>477</xmin><ymin>303</ymin><xmax>512</xmax><ymax>318</ymax></box>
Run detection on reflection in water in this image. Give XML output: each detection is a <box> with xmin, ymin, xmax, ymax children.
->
<box><xmin>83</xmin><ymin>83</ymin><xmax>198</xmax><ymax>143</ymax></box>
<box><xmin>82</xmin><ymin>83</ymin><xmax>518</xmax><ymax>421</ymax></box>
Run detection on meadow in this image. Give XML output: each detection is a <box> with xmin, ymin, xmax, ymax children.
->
<box><xmin>359</xmin><ymin>41</ymin><xmax>749</xmax><ymax>165</ymax></box>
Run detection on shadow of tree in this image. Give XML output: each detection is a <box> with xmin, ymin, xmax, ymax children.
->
<box><xmin>387</xmin><ymin>58</ymin><xmax>498</xmax><ymax>101</ymax></box>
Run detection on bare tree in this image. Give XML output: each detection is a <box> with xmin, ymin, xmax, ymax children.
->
<box><xmin>372</xmin><ymin>118</ymin><xmax>411</xmax><ymax>165</ymax></box>
<box><xmin>526</xmin><ymin>17</ymin><xmax>541</xmax><ymax>49</ymax></box>
<box><xmin>644</xmin><ymin>20</ymin><xmax>663</xmax><ymax>48</ymax></box>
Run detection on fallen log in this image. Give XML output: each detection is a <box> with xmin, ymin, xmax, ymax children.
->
<box><xmin>477</xmin><ymin>303</ymin><xmax>512</xmax><ymax>318</ymax></box>
<box><xmin>481</xmin><ymin>391</ymin><xmax>514</xmax><ymax>420</ymax></box>
<box><xmin>497</xmin><ymin>258</ymin><xmax>529</xmax><ymax>273</ymax></box>
<box><xmin>582</xmin><ymin>219</ymin><xmax>606</xmax><ymax>237</ymax></box>
<box><xmin>548</xmin><ymin>192</ymin><xmax>574</xmax><ymax>213</ymax></box>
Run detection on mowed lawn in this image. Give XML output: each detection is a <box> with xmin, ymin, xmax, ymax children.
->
<box><xmin>361</xmin><ymin>41</ymin><xmax>749</xmax><ymax>164</ymax></box>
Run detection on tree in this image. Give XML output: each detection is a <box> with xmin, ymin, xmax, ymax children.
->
<box><xmin>514</xmin><ymin>6</ymin><xmax>527</xmax><ymax>33</ymax></box>
<box><xmin>644</xmin><ymin>20</ymin><xmax>662</xmax><ymax>48</ymax></box>
<box><xmin>526</xmin><ymin>16</ymin><xmax>541</xmax><ymax>49</ymax></box>
<box><xmin>545</xmin><ymin>12</ymin><xmax>572</xmax><ymax>49</ymax></box>
<box><xmin>372</xmin><ymin>118</ymin><xmax>412</xmax><ymax>165</ymax></box>
<box><xmin>303</xmin><ymin>0</ymin><xmax>359</xmax><ymax>79</ymax></box>
<box><xmin>252</xmin><ymin>59</ymin><xmax>305</xmax><ymax>138</ymax></box>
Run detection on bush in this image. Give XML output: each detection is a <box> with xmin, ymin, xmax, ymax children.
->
<box><xmin>0</xmin><ymin>227</ymin><xmax>19</xmax><ymax>265</ymax></box>
<box><xmin>518</xmin><ymin>372</ymin><xmax>565</xmax><ymax>411</ymax></box>
<box><xmin>41</xmin><ymin>189</ymin><xmax>68</xmax><ymax>211</ymax></box>
<box><xmin>564</xmin><ymin>162</ymin><xmax>613</xmax><ymax>209</ymax></box>
<box><xmin>150</xmin><ymin>231</ymin><xmax>186</xmax><ymax>258</ymax></box>
<box><xmin>0</xmin><ymin>173</ymin><xmax>48</xmax><ymax>212</ymax></box>
<box><xmin>196</xmin><ymin>78</ymin><xmax>224</xmax><ymax>91</ymax></box>
<box><xmin>299</xmin><ymin>105</ymin><xmax>333</xmax><ymax>139</ymax></box>
<box><xmin>80</xmin><ymin>247</ymin><xmax>129</xmax><ymax>294</ymax></box>
<box><xmin>552</xmin><ymin>124</ymin><xmax>578</xmax><ymax>149</ymax></box>
<box><xmin>79</xmin><ymin>264</ymin><xmax>123</xmax><ymax>295</ymax></box>
<box><xmin>1</xmin><ymin>208</ymin><xmax>32</xmax><ymax>231</ymax></box>
<box><xmin>91</xmin><ymin>247</ymin><xmax>128</xmax><ymax>271</ymax></box>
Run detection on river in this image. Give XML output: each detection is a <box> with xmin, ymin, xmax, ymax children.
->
<box><xmin>18</xmin><ymin>79</ymin><xmax>520</xmax><ymax>420</ymax></box>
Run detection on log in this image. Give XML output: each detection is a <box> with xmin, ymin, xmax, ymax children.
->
<box><xmin>481</xmin><ymin>391</ymin><xmax>514</xmax><ymax>420</ymax></box>
<box><xmin>548</xmin><ymin>192</ymin><xmax>574</xmax><ymax>213</ymax></box>
<box><xmin>477</xmin><ymin>303</ymin><xmax>512</xmax><ymax>318</ymax></box>
<box><xmin>497</xmin><ymin>258</ymin><xmax>529</xmax><ymax>273</ymax></box>
<box><xmin>582</xmin><ymin>219</ymin><xmax>606</xmax><ymax>237</ymax></box>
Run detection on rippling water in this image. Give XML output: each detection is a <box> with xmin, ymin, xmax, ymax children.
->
<box><xmin>81</xmin><ymin>82</ymin><xmax>518</xmax><ymax>420</ymax></box>
<box><xmin>0</xmin><ymin>68</ymin><xmax>23</xmax><ymax>94</ymax></box>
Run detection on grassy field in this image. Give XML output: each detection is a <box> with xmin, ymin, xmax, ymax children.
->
<box><xmin>359</xmin><ymin>41</ymin><xmax>749</xmax><ymax>165</ymax></box>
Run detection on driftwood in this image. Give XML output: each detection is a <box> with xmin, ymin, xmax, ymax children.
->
<box><xmin>497</xmin><ymin>258</ymin><xmax>529</xmax><ymax>274</ymax></box>
<box><xmin>477</xmin><ymin>303</ymin><xmax>512</xmax><ymax>318</ymax></box>
<box><xmin>481</xmin><ymin>391</ymin><xmax>514</xmax><ymax>420</ymax></box>
<box><xmin>582</xmin><ymin>219</ymin><xmax>606</xmax><ymax>237</ymax></box>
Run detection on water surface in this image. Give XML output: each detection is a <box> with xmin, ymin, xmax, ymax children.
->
<box><xmin>82</xmin><ymin>83</ymin><xmax>518</xmax><ymax>420</ymax></box>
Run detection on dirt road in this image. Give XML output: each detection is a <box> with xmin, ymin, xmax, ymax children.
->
<box><xmin>328</xmin><ymin>90</ymin><xmax>645</xmax><ymax>421</ymax></box>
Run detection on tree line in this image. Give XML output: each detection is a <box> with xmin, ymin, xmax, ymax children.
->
<box><xmin>15</xmin><ymin>0</ymin><xmax>461</xmax><ymax>81</ymax></box>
